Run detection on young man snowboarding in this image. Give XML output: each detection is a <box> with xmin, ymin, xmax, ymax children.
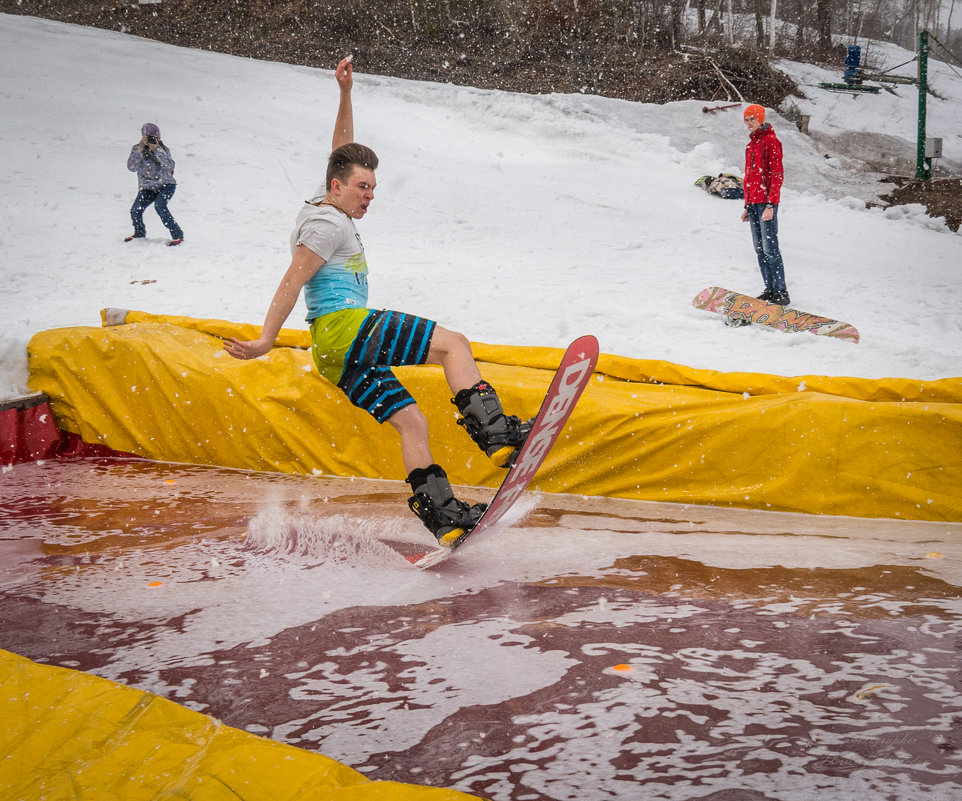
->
<box><xmin>223</xmin><ymin>56</ymin><xmax>528</xmax><ymax>546</ymax></box>
<box><xmin>740</xmin><ymin>104</ymin><xmax>789</xmax><ymax>306</ymax></box>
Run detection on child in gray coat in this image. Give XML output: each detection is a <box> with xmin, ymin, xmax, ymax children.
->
<box><xmin>125</xmin><ymin>123</ymin><xmax>184</xmax><ymax>245</ymax></box>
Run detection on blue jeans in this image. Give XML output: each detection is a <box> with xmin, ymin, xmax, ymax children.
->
<box><xmin>746</xmin><ymin>203</ymin><xmax>787</xmax><ymax>295</ymax></box>
<box><xmin>130</xmin><ymin>183</ymin><xmax>183</xmax><ymax>239</ymax></box>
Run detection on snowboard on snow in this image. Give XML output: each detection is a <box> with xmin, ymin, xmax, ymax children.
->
<box><xmin>408</xmin><ymin>334</ymin><xmax>600</xmax><ymax>570</ymax></box>
<box><xmin>692</xmin><ymin>286</ymin><xmax>860</xmax><ymax>344</ymax></box>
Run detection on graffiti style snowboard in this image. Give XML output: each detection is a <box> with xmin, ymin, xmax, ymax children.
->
<box><xmin>408</xmin><ymin>334</ymin><xmax>600</xmax><ymax>570</ymax></box>
<box><xmin>692</xmin><ymin>287</ymin><xmax>860</xmax><ymax>344</ymax></box>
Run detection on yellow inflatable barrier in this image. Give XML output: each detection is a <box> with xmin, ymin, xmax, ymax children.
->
<box><xmin>26</xmin><ymin>310</ymin><xmax>962</xmax><ymax>523</ymax></box>
<box><xmin>0</xmin><ymin>649</ymin><xmax>480</xmax><ymax>800</ymax></box>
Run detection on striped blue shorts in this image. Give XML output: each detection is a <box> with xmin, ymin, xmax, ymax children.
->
<box><xmin>337</xmin><ymin>309</ymin><xmax>436</xmax><ymax>423</ymax></box>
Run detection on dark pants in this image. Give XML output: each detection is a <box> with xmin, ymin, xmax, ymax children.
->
<box><xmin>746</xmin><ymin>203</ymin><xmax>787</xmax><ymax>295</ymax></box>
<box><xmin>130</xmin><ymin>183</ymin><xmax>183</xmax><ymax>239</ymax></box>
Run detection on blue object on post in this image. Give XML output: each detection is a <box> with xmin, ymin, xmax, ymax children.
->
<box><xmin>844</xmin><ymin>45</ymin><xmax>861</xmax><ymax>83</ymax></box>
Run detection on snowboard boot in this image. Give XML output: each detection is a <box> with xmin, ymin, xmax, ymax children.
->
<box><xmin>769</xmin><ymin>292</ymin><xmax>791</xmax><ymax>306</ymax></box>
<box><xmin>757</xmin><ymin>288</ymin><xmax>774</xmax><ymax>302</ymax></box>
<box><xmin>406</xmin><ymin>464</ymin><xmax>486</xmax><ymax>547</ymax></box>
<box><xmin>453</xmin><ymin>381</ymin><xmax>533</xmax><ymax>468</ymax></box>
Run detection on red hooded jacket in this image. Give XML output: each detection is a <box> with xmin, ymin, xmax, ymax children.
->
<box><xmin>743</xmin><ymin>123</ymin><xmax>783</xmax><ymax>206</ymax></box>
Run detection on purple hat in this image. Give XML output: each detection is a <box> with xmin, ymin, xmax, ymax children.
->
<box><xmin>141</xmin><ymin>123</ymin><xmax>161</xmax><ymax>137</ymax></box>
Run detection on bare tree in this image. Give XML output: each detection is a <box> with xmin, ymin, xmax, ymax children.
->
<box><xmin>816</xmin><ymin>0</ymin><xmax>832</xmax><ymax>50</ymax></box>
<box><xmin>752</xmin><ymin>0</ymin><xmax>766</xmax><ymax>45</ymax></box>
<box><xmin>769</xmin><ymin>0</ymin><xmax>778</xmax><ymax>51</ymax></box>
<box><xmin>670</xmin><ymin>0</ymin><xmax>687</xmax><ymax>49</ymax></box>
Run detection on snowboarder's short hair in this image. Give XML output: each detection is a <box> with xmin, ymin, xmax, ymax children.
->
<box><xmin>326</xmin><ymin>143</ymin><xmax>379</xmax><ymax>190</ymax></box>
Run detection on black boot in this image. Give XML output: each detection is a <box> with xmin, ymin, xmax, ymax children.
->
<box><xmin>406</xmin><ymin>464</ymin><xmax>486</xmax><ymax>547</ymax></box>
<box><xmin>453</xmin><ymin>381</ymin><xmax>532</xmax><ymax>468</ymax></box>
<box><xmin>757</xmin><ymin>288</ymin><xmax>774</xmax><ymax>302</ymax></box>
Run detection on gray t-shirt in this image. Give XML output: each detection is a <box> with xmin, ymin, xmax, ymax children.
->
<box><xmin>291</xmin><ymin>202</ymin><xmax>369</xmax><ymax>320</ymax></box>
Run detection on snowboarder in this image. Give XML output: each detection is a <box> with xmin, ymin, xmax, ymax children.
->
<box><xmin>223</xmin><ymin>56</ymin><xmax>529</xmax><ymax>546</ymax></box>
<box><xmin>125</xmin><ymin>123</ymin><xmax>184</xmax><ymax>246</ymax></box>
<box><xmin>741</xmin><ymin>104</ymin><xmax>789</xmax><ymax>305</ymax></box>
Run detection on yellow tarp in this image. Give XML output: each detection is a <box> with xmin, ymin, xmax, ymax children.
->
<box><xmin>0</xmin><ymin>649</ymin><xmax>480</xmax><ymax>800</ymax></box>
<box><xmin>26</xmin><ymin>310</ymin><xmax>962</xmax><ymax>522</ymax></box>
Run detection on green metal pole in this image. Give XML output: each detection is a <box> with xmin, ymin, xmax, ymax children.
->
<box><xmin>916</xmin><ymin>30</ymin><xmax>929</xmax><ymax>180</ymax></box>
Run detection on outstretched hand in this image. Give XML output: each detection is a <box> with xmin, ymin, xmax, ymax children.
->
<box><xmin>223</xmin><ymin>336</ymin><xmax>272</xmax><ymax>360</ymax></box>
<box><xmin>335</xmin><ymin>54</ymin><xmax>353</xmax><ymax>92</ymax></box>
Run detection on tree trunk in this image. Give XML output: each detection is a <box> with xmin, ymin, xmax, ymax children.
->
<box><xmin>795</xmin><ymin>0</ymin><xmax>807</xmax><ymax>49</ymax></box>
<box><xmin>769</xmin><ymin>0</ymin><xmax>778</xmax><ymax>51</ymax></box>
<box><xmin>708</xmin><ymin>0</ymin><xmax>723</xmax><ymax>34</ymax></box>
<box><xmin>754</xmin><ymin>0</ymin><xmax>766</xmax><ymax>46</ymax></box>
<box><xmin>816</xmin><ymin>0</ymin><xmax>832</xmax><ymax>50</ymax></box>
<box><xmin>670</xmin><ymin>0</ymin><xmax>686</xmax><ymax>49</ymax></box>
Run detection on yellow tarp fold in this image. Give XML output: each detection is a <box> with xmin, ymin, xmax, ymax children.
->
<box><xmin>26</xmin><ymin>310</ymin><xmax>962</xmax><ymax>522</ymax></box>
<box><xmin>0</xmin><ymin>649</ymin><xmax>479</xmax><ymax>800</ymax></box>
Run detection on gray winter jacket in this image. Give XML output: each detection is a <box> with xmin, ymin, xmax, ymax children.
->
<box><xmin>127</xmin><ymin>144</ymin><xmax>176</xmax><ymax>190</ymax></box>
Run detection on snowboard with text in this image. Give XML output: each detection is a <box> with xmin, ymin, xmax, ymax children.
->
<box><xmin>693</xmin><ymin>286</ymin><xmax>860</xmax><ymax>343</ymax></box>
<box><xmin>409</xmin><ymin>334</ymin><xmax>599</xmax><ymax>569</ymax></box>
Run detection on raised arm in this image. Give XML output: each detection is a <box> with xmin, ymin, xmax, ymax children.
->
<box><xmin>331</xmin><ymin>55</ymin><xmax>354</xmax><ymax>151</ymax></box>
<box><xmin>223</xmin><ymin>245</ymin><xmax>325</xmax><ymax>360</ymax></box>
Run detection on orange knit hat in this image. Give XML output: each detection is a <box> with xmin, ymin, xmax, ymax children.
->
<box><xmin>743</xmin><ymin>104</ymin><xmax>766</xmax><ymax>123</ymax></box>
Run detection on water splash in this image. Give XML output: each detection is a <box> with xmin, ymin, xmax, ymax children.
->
<box><xmin>244</xmin><ymin>508</ymin><xmax>412</xmax><ymax>568</ymax></box>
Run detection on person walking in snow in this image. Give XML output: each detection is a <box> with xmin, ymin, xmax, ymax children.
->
<box><xmin>222</xmin><ymin>56</ymin><xmax>529</xmax><ymax>547</ymax></box>
<box><xmin>741</xmin><ymin>104</ymin><xmax>789</xmax><ymax>305</ymax></box>
<box><xmin>125</xmin><ymin>123</ymin><xmax>184</xmax><ymax>246</ymax></box>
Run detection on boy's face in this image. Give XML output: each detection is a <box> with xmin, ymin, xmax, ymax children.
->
<box><xmin>744</xmin><ymin>116</ymin><xmax>762</xmax><ymax>133</ymax></box>
<box><xmin>333</xmin><ymin>166</ymin><xmax>376</xmax><ymax>219</ymax></box>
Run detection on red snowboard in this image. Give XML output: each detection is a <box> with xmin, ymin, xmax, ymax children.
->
<box><xmin>409</xmin><ymin>335</ymin><xmax>599</xmax><ymax>569</ymax></box>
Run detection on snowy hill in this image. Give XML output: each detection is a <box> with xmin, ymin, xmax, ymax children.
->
<box><xmin>0</xmin><ymin>13</ymin><xmax>960</xmax><ymax>404</ymax></box>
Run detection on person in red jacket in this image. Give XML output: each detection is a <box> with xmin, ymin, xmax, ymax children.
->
<box><xmin>741</xmin><ymin>104</ymin><xmax>789</xmax><ymax>305</ymax></box>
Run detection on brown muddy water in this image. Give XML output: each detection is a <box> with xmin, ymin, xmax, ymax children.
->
<box><xmin>1</xmin><ymin>458</ymin><xmax>960</xmax><ymax>801</ymax></box>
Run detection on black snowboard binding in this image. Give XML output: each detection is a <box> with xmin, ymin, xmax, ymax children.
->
<box><xmin>453</xmin><ymin>381</ymin><xmax>532</xmax><ymax>468</ymax></box>
<box><xmin>406</xmin><ymin>464</ymin><xmax>486</xmax><ymax>547</ymax></box>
